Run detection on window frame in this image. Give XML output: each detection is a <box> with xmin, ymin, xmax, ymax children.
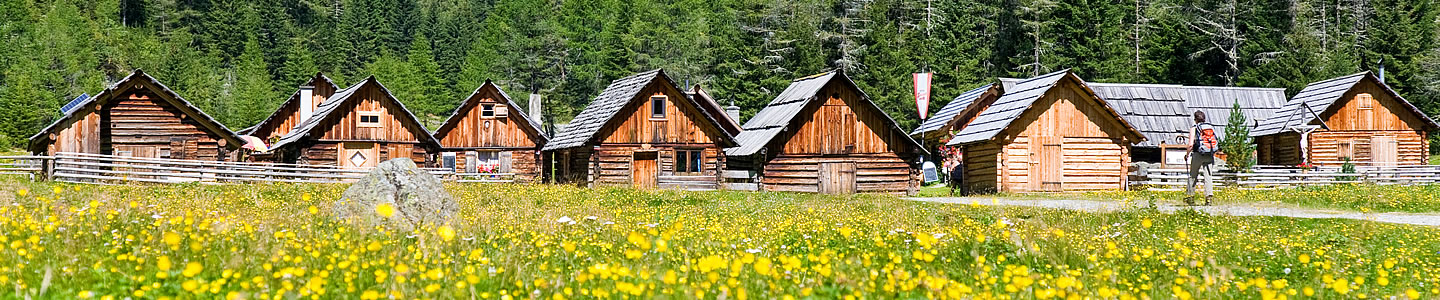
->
<box><xmin>650</xmin><ymin>95</ymin><xmax>667</xmax><ymax>120</ymax></box>
<box><xmin>1357</xmin><ymin>93</ymin><xmax>1374</xmax><ymax>110</ymax></box>
<box><xmin>358</xmin><ymin>111</ymin><xmax>383</xmax><ymax>128</ymax></box>
<box><xmin>673</xmin><ymin>149</ymin><xmax>704</xmax><ymax>175</ymax></box>
<box><xmin>482</xmin><ymin>104</ymin><xmax>496</xmax><ymax>118</ymax></box>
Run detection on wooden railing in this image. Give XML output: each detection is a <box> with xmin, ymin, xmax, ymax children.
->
<box><xmin>1131</xmin><ymin>164</ymin><xmax>1440</xmax><ymax>191</ymax></box>
<box><xmin>0</xmin><ymin>155</ymin><xmax>51</xmax><ymax>180</ymax></box>
<box><xmin>0</xmin><ymin>152</ymin><xmax>521</xmax><ymax>185</ymax></box>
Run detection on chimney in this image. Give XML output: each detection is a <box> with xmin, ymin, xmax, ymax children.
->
<box><xmin>725</xmin><ymin>100</ymin><xmax>742</xmax><ymax>124</ymax></box>
<box><xmin>298</xmin><ymin>85</ymin><xmax>315</xmax><ymax>122</ymax></box>
<box><xmin>1379</xmin><ymin>61</ymin><xmax>1386</xmax><ymax>83</ymax></box>
<box><xmin>529</xmin><ymin>93</ymin><xmax>543</xmax><ymax>125</ymax></box>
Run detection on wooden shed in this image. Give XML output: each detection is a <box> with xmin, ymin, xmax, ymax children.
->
<box><xmin>725</xmin><ymin>70</ymin><xmax>926</xmax><ymax>195</ymax></box>
<box><xmin>29</xmin><ymin>69</ymin><xmax>244</xmax><ymax>160</ymax></box>
<box><xmin>1252</xmin><ymin>72</ymin><xmax>1439</xmax><ymax>166</ymax></box>
<box><xmin>909</xmin><ymin>83</ymin><xmax>1003</xmax><ymax>147</ymax></box>
<box><xmin>239</xmin><ymin>73</ymin><xmax>339</xmax><ymax>142</ymax></box>
<box><xmin>431</xmin><ymin>80</ymin><xmax>549</xmax><ymax>182</ymax></box>
<box><xmin>266</xmin><ymin>76</ymin><xmax>441</xmax><ymax>168</ymax></box>
<box><xmin>1084</xmin><ymin>83</ymin><xmax>1287</xmax><ymax>163</ymax></box>
<box><xmin>948</xmin><ymin>69</ymin><xmax>1144</xmax><ymax>193</ymax></box>
<box><xmin>543</xmin><ymin>69</ymin><xmax>737</xmax><ymax>190</ymax></box>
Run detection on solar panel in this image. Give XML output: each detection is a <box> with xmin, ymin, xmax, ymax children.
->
<box><xmin>60</xmin><ymin>93</ymin><xmax>90</xmax><ymax>114</ymax></box>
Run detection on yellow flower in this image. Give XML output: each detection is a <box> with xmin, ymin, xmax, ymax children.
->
<box><xmin>1406</xmin><ymin>289</ymin><xmax>1420</xmax><ymax>299</ymax></box>
<box><xmin>302</xmin><ymin>193</ymin><xmax>312</xmax><ymax>202</ymax></box>
<box><xmin>53</xmin><ymin>186</ymin><xmax>62</xmax><ymax>194</ymax></box>
<box><xmin>1299</xmin><ymin>254</ymin><xmax>1310</xmax><ymax>264</ymax></box>
<box><xmin>157</xmin><ymin>256</ymin><xmax>173</xmax><ymax>271</ymax></box>
<box><xmin>437</xmin><ymin>225</ymin><xmax>456</xmax><ymax>242</ymax></box>
<box><xmin>307</xmin><ymin>205</ymin><xmax>319</xmax><ymax>215</ymax></box>
<box><xmin>163</xmin><ymin>232</ymin><xmax>182</xmax><ymax>247</ymax></box>
<box><xmin>16</xmin><ymin>189</ymin><xmax>26</xmax><ymax>197</ymax></box>
<box><xmin>182</xmin><ymin>279</ymin><xmax>199</xmax><ymax>292</ymax></box>
<box><xmin>375</xmin><ymin>203</ymin><xmax>396</xmax><ymax>218</ymax></box>
<box><xmin>1141</xmin><ymin>218</ymin><xmax>1153</xmax><ymax>228</ymax></box>
<box><xmin>183</xmin><ymin>262</ymin><xmax>204</xmax><ymax>277</ymax></box>
<box><xmin>77</xmin><ymin>291</ymin><xmax>94</xmax><ymax>299</ymax></box>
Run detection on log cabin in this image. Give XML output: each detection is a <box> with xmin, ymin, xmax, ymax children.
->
<box><xmin>725</xmin><ymin>70</ymin><xmax>926</xmax><ymax>195</ymax></box>
<box><xmin>947</xmin><ymin>69</ymin><xmax>1144</xmax><ymax>193</ymax></box>
<box><xmin>431</xmin><ymin>80</ymin><xmax>549</xmax><ymax>182</ymax></box>
<box><xmin>909</xmin><ymin>83</ymin><xmax>1003</xmax><ymax>148</ymax></box>
<box><xmin>266</xmin><ymin>76</ymin><xmax>441</xmax><ymax>168</ymax></box>
<box><xmin>1252</xmin><ymin>72</ymin><xmax>1439</xmax><ymax>167</ymax></box>
<box><xmin>543</xmin><ymin>69</ymin><xmax>737</xmax><ymax>190</ymax></box>
<box><xmin>1082</xmin><ymin>83</ymin><xmax>1286</xmax><ymax>164</ymax></box>
<box><xmin>237</xmin><ymin>73</ymin><xmax>340</xmax><ymax>162</ymax></box>
<box><xmin>685</xmin><ymin>84</ymin><xmax>744</xmax><ymax>136</ymax></box>
<box><xmin>29</xmin><ymin>69</ymin><xmax>244</xmax><ymax>160</ymax></box>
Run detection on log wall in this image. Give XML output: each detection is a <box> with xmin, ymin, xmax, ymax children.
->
<box><xmin>1257</xmin><ymin>78</ymin><xmax>1431</xmax><ymax>166</ymax></box>
<box><xmin>43</xmin><ymin>86</ymin><xmax>232</xmax><ymax>161</ymax></box>
<box><xmin>250</xmin><ymin>81</ymin><xmax>336</xmax><ymax>140</ymax></box>
<box><xmin>435</xmin><ymin>86</ymin><xmax>542</xmax><ymax>149</ymax></box>
<box><xmin>757</xmin><ymin>79</ymin><xmax>921</xmax><ymax>194</ymax></box>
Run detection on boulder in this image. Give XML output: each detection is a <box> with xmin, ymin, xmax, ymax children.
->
<box><xmin>332</xmin><ymin>158</ymin><xmax>456</xmax><ymax>231</ymax></box>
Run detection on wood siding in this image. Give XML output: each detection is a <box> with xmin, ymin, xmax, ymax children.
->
<box><xmin>435</xmin><ymin>87</ymin><xmax>542</xmax><ymax>150</ymax></box>
<box><xmin>300</xmin><ymin>142</ymin><xmax>429</xmax><ymax>167</ymax></box>
<box><xmin>44</xmin><ymin>86</ymin><xmax>231</xmax><ymax>161</ymax></box>
<box><xmin>251</xmin><ymin>83</ymin><xmax>336</xmax><ymax>140</ymax></box>
<box><xmin>966</xmin><ymin>79</ymin><xmax>1134</xmax><ymax>193</ymax></box>
<box><xmin>46</xmin><ymin>111</ymin><xmax>102</xmax><ymax>155</ymax></box>
<box><xmin>757</xmin><ymin>80</ymin><xmax>921</xmax><ymax>195</ymax></box>
<box><xmin>292</xmin><ymin>84</ymin><xmax>436</xmax><ymax>167</ymax></box>
<box><xmin>1257</xmin><ymin>133</ymin><xmax>1303</xmax><ymax>166</ymax></box>
<box><xmin>588</xmin><ymin>145</ymin><xmax>722</xmax><ymax>190</ymax></box>
<box><xmin>598</xmin><ymin>79</ymin><xmax>725</xmax><ymax>145</ymax></box>
<box><xmin>1258</xmin><ymin>78</ymin><xmax>1431</xmax><ymax>166</ymax></box>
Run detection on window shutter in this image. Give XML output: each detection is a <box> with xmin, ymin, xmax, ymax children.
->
<box><xmin>495</xmin><ymin>105</ymin><xmax>508</xmax><ymax>117</ymax></box>
<box><xmin>500</xmin><ymin>151</ymin><xmax>513</xmax><ymax>173</ymax></box>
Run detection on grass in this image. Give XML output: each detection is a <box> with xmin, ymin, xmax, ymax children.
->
<box><xmin>0</xmin><ymin>177</ymin><xmax>1436</xmax><ymax>299</ymax></box>
<box><xmin>1430</xmin><ymin>154</ymin><xmax>1440</xmax><ymax>165</ymax></box>
<box><xmin>917</xmin><ymin>181</ymin><xmax>1440</xmax><ymax>214</ymax></box>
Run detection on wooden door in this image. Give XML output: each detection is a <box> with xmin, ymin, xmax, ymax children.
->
<box><xmin>1030</xmin><ymin>136</ymin><xmax>1063</xmax><ymax>192</ymax></box>
<box><xmin>1371</xmin><ymin>136</ymin><xmax>1398</xmax><ymax>166</ymax></box>
<box><xmin>818</xmin><ymin>162</ymin><xmax>857</xmax><ymax>194</ymax></box>
<box><xmin>632</xmin><ymin>152</ymin><xmax>658</xmax><ymax>189</ymax></box>
<box><xmin>340</xmin><ymin>142</ymin><xmax>379</xmax><ymax>169</ymax></box>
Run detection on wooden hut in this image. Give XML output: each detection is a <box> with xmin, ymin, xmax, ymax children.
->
<box><xmin>266</xmin><ymin>76</ymin><xmax>441</xmax><ymax>168</ymax></box>
<box><xmin>725</xmin><ymin>70</ymin><xmax>926</xmax><ymax>195</ymax></box>
<box><xmin>29</xmin><ymin>70</ymin><xmax>244</xmax><ymax>160</ymax></box>
<box><xmin>543</xmin><ymin>69</ymin><xmax>737</xmax><ymax>190</ymax></box>
<box><xmin>431</xmin><ymin>80</ymin><xmax>549</xmax><ymax>182</ymax></box>
<box><xmin>909</xmin><ymin>83</ymin><xmax>1003</xmax><ymax>147</ymax></box>
<box><xmin>1084</xmin><ymin>83</ymin><xmax>1287</xmax><ymax>163</ymax></box>
<box><xmin>239</xmin><ymin>73</ymin><xmax>339</xmax><ymax>142</ymax></box>
<box><xmin>685</xmin><ymin>84</ymin><xmax>744</xmax><ymax>136</ymax></box>
<box><xmin>1252</xmin><ymin>72</ymin><xmax>1438</xmax><ymax>166</ymax></box>
<box><xmin>948</xmin><ymin>69</ymin><xmax>1144</xmax><ymax>193</ymax></box>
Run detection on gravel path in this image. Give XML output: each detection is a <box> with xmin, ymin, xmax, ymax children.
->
<box><xmin>909</xmin><ymin>197</ymin><xmax>1440</xmax><ymax>227</ymax></box>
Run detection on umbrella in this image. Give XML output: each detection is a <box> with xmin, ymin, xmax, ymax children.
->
<box><xmin>239</xmin><ymin>135</ymin><xmax>269</xmax><ymax>152</ymax></box>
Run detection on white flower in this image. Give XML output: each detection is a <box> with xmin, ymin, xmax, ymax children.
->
<box><xmin>746</xmin><ymin>248</ymin><xmax>761</xmax><ymax>254</ymax></box>
<box><xmin>556</xmin><ymin>216</ymin><xmax>575</xmax><ymax>224</ymax></box>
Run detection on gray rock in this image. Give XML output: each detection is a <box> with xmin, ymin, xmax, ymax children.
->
<box><xmin>332</xmin><ymin>158</ymin><xmax>456</xmax><ymax>231</ymax></box>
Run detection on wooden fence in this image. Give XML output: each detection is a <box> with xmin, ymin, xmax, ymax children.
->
<box><xmin>0</xmin><ymin>152</ymin><xmax>517</xmax><ymax>185</ymax></box>
<box><xmin>1131</xmin><ymin>164</ymin><xmax>1440</xmax><ymax>191</ymax></box>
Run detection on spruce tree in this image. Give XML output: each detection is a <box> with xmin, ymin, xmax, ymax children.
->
<box><xmin>232</xmin><ymin>35</ymin><xmax>278</xmax><ymax>128</ymax></box>
<box><xmin>1221</xmin><ymin>100</ymin><xmax>1255</xmax><ymax>171</ymax></box>
<box><xmin>406</xmin><ymin>35</ymin><xmax>445</xmax><ymax>126</ymax></box>
<box><xmin>280</xmin><ymin>40</ymin><xmax>320</xmax><ymax>87</ymax></box>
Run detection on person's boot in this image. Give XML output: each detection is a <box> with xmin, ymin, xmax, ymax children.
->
<box><xmin>1184</xmin><ymin>195</ymin><xmax>1196</xmax><ymax>206</ymax></box>
<box><xmin>1204</xmin><ymin>195</ymin><xmax>1213</xmax><ymax>206</ymax></box>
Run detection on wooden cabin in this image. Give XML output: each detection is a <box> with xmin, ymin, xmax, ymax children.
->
<box><xmin>909</xmin><ymin>83</ymin><xmax>1003</xmax><ymax>148</ymax></box>
<box><xmin>725</xmin><ymin>70</ymin><xmax>926</xmax><ymax>195</ymax></box>
<box><xmin>1084</xmin><ymin>83</ymin><xmax>1286</xmax><ymax>164</ymax></box>
<box><xmin>947</xmin><ymin>69</ymin><xmax>1144</xmax><ymax>193</ymax></box>
<box><xmin>29</xmin><ymin>70</ymin><xmax>244</xmax><ymax>160</ymax></box>
<box><xmin>543</xmin><ymin>69</ymin><xmax>737</xmax><ymax>190</ymax></box>
<box><xmin>239</xmin><ymin>73</ymin><xmax>339</xmax><ymax>143</ymax></box>
<box><xmin>431</xmin><ymin>80</ymin><xmax>549</xmax><ymax>182</ymax></box>
<box><xmin>1252</xmin><ymin>72</ymin><xmax>1438</xmax><ymax>166</ymax></box>
<box><xmin>266</xmin><ymin>76</ymin><xmax>441</xmax><ymax>168</ymax></box>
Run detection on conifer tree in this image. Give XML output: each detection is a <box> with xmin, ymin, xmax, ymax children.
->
<box><xmin>1221</xmin><ymin>100</ymin><xmax>1255</xmax><ymax>171</ymax></box>
<box><xmin>232</xmin><ymin>35</ymin><xmax>278</xmax><ymax>128</ymax></box>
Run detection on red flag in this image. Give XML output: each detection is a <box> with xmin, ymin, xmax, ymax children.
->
<box><xmin>914</xmin><ymin>73</ymin><xmax>933</xmax><ymax>119</ymax></box>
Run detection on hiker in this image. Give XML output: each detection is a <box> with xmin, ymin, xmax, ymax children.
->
<box><xmin>948</xmin><ymin>158</ymin><xmax>964</xmax><ymax>196</ymax></box>
<box><xmin>1185</xmin><ymin>111</ymin><xmax>1220</xmax><ymax>205</ymax></box>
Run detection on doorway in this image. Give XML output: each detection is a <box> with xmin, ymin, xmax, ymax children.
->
<box><xmin>632</xmin><ymin>152</ymin><xmax>658</xmax><ymax>189</ymax></box>
<box><xmin>1030</xmin><ymin>136</ymin><xmax>1063</xmax><ymax>192</ymax></box>
<box><xmin>341</xmin><ymin>142</ymin><xmax>378</xmax><ymax>169</ymax></box>
<box><xmin>818</xmin><ymin>162</ymin><xmax>857</xmax><ymax>194</ymax></box>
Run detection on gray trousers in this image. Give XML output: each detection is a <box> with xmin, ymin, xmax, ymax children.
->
<box><xmin>1186</xmin><ymin>153</ymin><xmax>1214</xmax><ymax>197</ymax></box>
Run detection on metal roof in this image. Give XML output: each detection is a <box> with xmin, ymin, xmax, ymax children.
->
<box><xmin>239</xmin><ymin>73</ymin><xmax>340</xmax><ymax>136</ymax></box>
<box><xmin>909</xmin><ymin>84</ymin><xmax>995</xmax><ymax>137</ymax></box>
<box><xmin>1252</xmin><ymin>72</ymin><xmax>1440</xmax><ymax>136</ymax></box>
<box><xmin>726</xmin><ymin>70</ymin><xmax>925</xmax><ymax>157</ymax></box>
<box><xmin>948</xmin><ymin>69</ymin><xmax>1143</xmax><ymax>146</ymax></box>
<box><xmin>29</xmin><ymin>70</ymin><xmax>244</xmax><ymax>151</ymax></box>
<box><xmin>432</xmin><ymin>80</ymin><xmax>549</xmax><ymax>145</ymax></box>
<box><xmin>1090</xmin><ymin>83</ymin><xmax>1287</xmax><ymax>147</ymax></box>
<box><xmin>543</xmin><ymin>69</ymin><xmax>736</xmax><ymax>151</ymax></box>
<box><xmin>270</xmin><ymin>76</ymin><xmax>440</xmax><ymax>150</ymax></box>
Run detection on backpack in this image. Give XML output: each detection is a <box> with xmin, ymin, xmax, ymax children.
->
<box><xmin>1194</xmin><ymin>123</ymin><xmax>1219</xmax><ymax>154</ymax></box>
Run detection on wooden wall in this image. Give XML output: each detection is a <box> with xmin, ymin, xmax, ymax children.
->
<box><xmin>758</xmin><ymin>80</ymin><xmax>921</xmax><ymax>195</ymax></box>
<box><xmin>300</xmin><ymin>142</ymin><xmax>429</xmax><ymax>166</ymax></box>
<box><xmin>251</xmin><ymin>83</ymin><xmax>336</xmax><ymax>140</ymax></box>
<box><xmin>45</xmin><ymin>111</ymin><xmax>101</xmax><ymax>155</ymax></box>
<box><xmin>1256</xmin><ymin>133</ymin><xmax>1303</xmax><ymax>166</ymax></box>
<box><xmin>1257</xmin><ymin>78</ymin><xmax>1431</xmax><ymax>166</ymax></box>
<box><xmin>296</xmin><ymin>83</ymin><xmax>436</xmax><ymax>166</ymax></box>
<box><xmin>589</xmin><ymin>145</ymin><xmax>722</xmax><ymax>190</ymax></box>
<box><xmin>598</xmin><ymin>79</ymin><xmax>725</xmax><ymax>145</ymax></box>
<box><xmin>435</xmin><ymin>86</ymin><xmax>542</xmax><ymax>149</ymax></box>
<box><xmin>444</xmin><ymin>150</ymin><xmax>543</xmax><ymax>183</ymax></box>
<box><xmin>966</xmin><ymin>78</ymin><xmax>1134</xmax><ymax>193</ymax></box>
<box><xmin>43</xmin><ymin>86</ymin><xmax>231</xmax><ymax>161</ymax></box>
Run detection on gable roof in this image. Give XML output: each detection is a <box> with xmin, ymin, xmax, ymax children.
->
<box><xmin>910</xmin><ymin>83</ymin><xmax>997</xmax><ymax>138</ymax></box>
<box><xmin>1089</xmin><ymin>83</ymin><xmax>1287</xmax><ymax>147</ymax></box>
<box><xmin>29</xmin><ymin>69</ymin><xmax>243</xmax><ymax>151</ymax></box>
<box><xmin>238</xmin><ymin>73</ymin><xmax>340</xmax><ymax>136</ymax></box>
<box><xmin>948</xmin><ymin>69</ymin><xmax>1143</xmax><ymax>146</ymax></box>
<box><xmin>270</xmin><ymin>76</ymin><xmax>440</xmax><ymax>150</ymax></box>
<box><xmin>543</xmin><ymin>69</ymin><xmax>736</xmax><ymax>151</ymax></box>
<box><xmin>726</xmin><ymin>70</ymin><xmax>925</xmax><ymax>157</ymax></box>
<box><xmin>686</xmin><ymin>84</ymin><xmax>743</xmax><ymax>135</ymax></box>
<box><xmin>432</xmin><ymin>80</ymin><xmax>549</xmax><ymax>145</ymax></box>
<box><xmin>1253</xmin><ymin>72</ymin><xmax>1440</xmax><ymax>136</ymax></box>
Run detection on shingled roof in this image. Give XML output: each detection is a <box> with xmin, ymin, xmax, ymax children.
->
<box><xmin>543</xmin><ymin>69</ymin><xmax>736</xmax><ymax>151</ymax></box>
<box><xmin>238</xmin><ymin>73</ymin><xmax>339</xmax><ymax>136</ymax></box>
<box><xmin>726</xmin><ymin>70</ymin><xmax>925</xmax><ymax>157</ymax></box>
<box><xmin>686</xmin><ymin>84</ymin><xmax>743</xmax><ymax>136</ymax></box>
<box><xmin>269</xmin><ymin>76</ymin><xmax>440</xmax><ymax>150</ymax></box>
<box><xmin>432</xmin><ymin>80</ymin><xmax>549</xmax><ymax>145</ymax></box>
<box><xmin>1253</xmin><ymin>72</ymin><xmax>1440</xmax><ymax>136</ymax></box>
<box><xmin>29</xmin><ymin>69</ymin><xmax>244</xmax><ymax>151</ymax></box>
<box><xmin>910</xmin><ymin>83</ymin><xmax>996</xmax><ymax>138</ymax></box>
<box><xmin>948</xmin><ymin>69</ymin><xmax>1142</xmax><ymax>145</ymax></box>
<box><xmin>1089</xmin><ymin>83</ymin><xmax>1287</xmax><ymax>147</ymax></box>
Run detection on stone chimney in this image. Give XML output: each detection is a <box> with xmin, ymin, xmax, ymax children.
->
<box><xmin>529</xmin><ymin>93</ymin><xmax>543</xmax><ymax>125</ymax></box>
<box><xmin>725</xmin><ymin>100</ymin><xmax>742</xmax><ymax>124</ymax></box>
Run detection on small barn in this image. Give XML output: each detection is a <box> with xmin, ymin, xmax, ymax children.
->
<box><xmin>726</xmin><ymin>70</ymin><xmax>926</xmax><ymax>195</ymax></box>
<box><xmin>29</xmin><ymin>70</ymin><xmax>244</xmax><ymax>160</ymax></box>
<box><xmin>267</xmin><ymin>76</ymin><xmax>441</xmax><ymax>168</ymax></box>
<box><xmin>543</xmin><ymin>69</ymin><xmax>737</xmax><ymax>190</ymax></box>
<box><xmin>1085</xmin><ymin>83</ymin><xmax>1287</xmax><ymax>163</ymax></box>
<box><xmin>1252</xmin><ymin>72</ymin><xmax>1439</xmax><ymax>166</ymax></box>
<box><xmin>239</xmin><ymin>73</ymin><xmax>340</xmax><ymax>142</ymax></box>
<box><xmin>431</xmin><ymin>80</ymin><xmax>549</xmax><ymax>182</ymax></box>
<box><xmin>948</xmin><ymin>69</ymin><xmax>1144</xmax><ymax>193</ymax></box>
<box><xmin>909</xmin><ymin>84</ymin><xmax>1003</xmax><ymax>147</ymax></box>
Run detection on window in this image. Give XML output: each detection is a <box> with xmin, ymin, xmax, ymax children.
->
<box><xmin>475</xmin><ymin>151</ymin><xmax>501</xmax><ymax>173</ymax></box>
<box><xmin>674</xmin><ymin>149</ymin><xmax>703</xmax><ymax>174</ymax></box>
<box><xmin>1338</xmin><ymin>140</ymin><xmax>1354</xmax><ymax>160</ymax></box>
<box><xmin>1357</xmin><ymin>93</ymin><xmax>1374</xmax><ymax>109</ymax></box>
<box><xmin>442</xmin><ymin>152</ymin><xmax>457</xmax><ymax>170</ymax></box>
<box><xmin>358</xmin><ymin>111</ymin><xmax>382</xmax><ymax>128</ymax></box>
<box><xmin>482</xmin><ymin>104</ymin><xmax>496</xmax><ymax>118</ymax></box>
<box><xmin>650</xmin><ymin>95</ymin><xmax>667</xmax><ymax>119</ymax></box>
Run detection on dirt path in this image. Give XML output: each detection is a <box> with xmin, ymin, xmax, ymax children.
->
<box><xmin>909</xmin><ymin>197</ymin><xmax>1440</xmax><ymax>227</ymax></box>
